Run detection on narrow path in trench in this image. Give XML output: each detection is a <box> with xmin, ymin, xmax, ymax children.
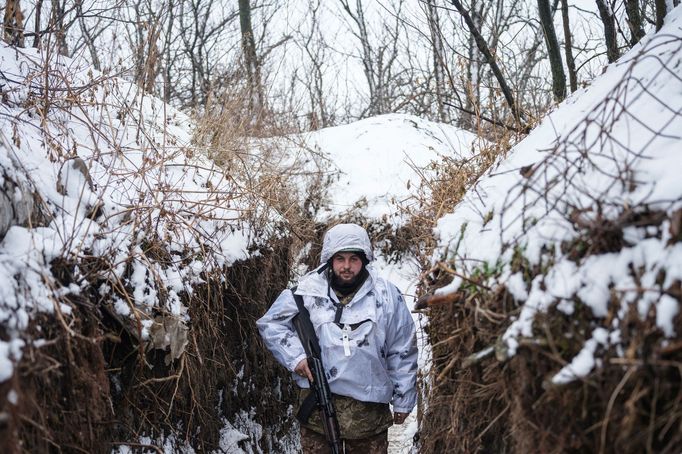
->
<box><xmin>379</xmin><ymin>258</ymin><xmax>424</xmax><ymax>454</ymax></box>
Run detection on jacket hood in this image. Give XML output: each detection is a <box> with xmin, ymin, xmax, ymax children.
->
<box><xmin>320</xmin><ymin>223</ymin><xmax>374</xmax><ymax>264</ymax></box>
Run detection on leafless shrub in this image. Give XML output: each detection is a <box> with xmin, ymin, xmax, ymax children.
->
<box><xmin>418</xmin><ymin>33</ymin><xmax>682</xmax><ymax>454</ymax></box>
<box><xmin>0</xmin><ymin>40</ymin><xmax>301</xmax><ymax>451</ymax></box>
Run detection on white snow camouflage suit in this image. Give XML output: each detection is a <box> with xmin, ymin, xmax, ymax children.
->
<box><xmin>256</xmin><ymin>223</ymin><xmax>418</xmax><ymax>414</ymax></box>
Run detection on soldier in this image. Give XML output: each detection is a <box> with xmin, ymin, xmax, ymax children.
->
<box><xmin>257</xmin><ymin>223</ymin><xmax>418</xmax><ymax>453</ymax></box>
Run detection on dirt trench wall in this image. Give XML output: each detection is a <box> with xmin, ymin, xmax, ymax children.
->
<box><xmin>0</xmin><ymin>240</ymin><xmax>298</xmax><ymax>453</ymax></box>
<box><xmin>419</xmin><ymin>285</ymin><xmax>682</xmax><ymax>454</ymax></box>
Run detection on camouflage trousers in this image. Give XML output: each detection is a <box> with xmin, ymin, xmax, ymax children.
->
<box><xmin>300</xmin><ymin>426</ymin><xmax>388</xmax><ymax>454</ymax></box>
<box><xmin>298</xmin><ymin>389</ymin><xmax>393</xmax><ymax>439</ymax></box>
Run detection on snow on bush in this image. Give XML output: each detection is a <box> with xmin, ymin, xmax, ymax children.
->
<box><xmin>433</xmin><ymin>6</ymin><xmax>682</xmax><ymax>384</ymax></box>
<box><xmin>0</xmin><ymin>43</ymin><xmax>274</xmax><ymax>381</ymax></box>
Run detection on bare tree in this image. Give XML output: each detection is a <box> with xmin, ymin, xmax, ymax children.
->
<box><xmin>32</xmin><ymin>0</ymin><xmax>42</xmax><ymax>47</ymax></box>
<box><xmin>595</xmin><ymin>0</ymin><xmax>619</xmax><ymax>62</ymax></box>
<box><xmin>49</xmin><ymin>0</ymin><xmax>68</xmax><ymax>56</ymax></box>
<box><xmin>426</xmin><ymin>0</ymin><xmax>448</xmax><ymax>122</ymax></box>
<box><xmin>653</xmin><ymin>0</ymin><xmax>680</xmax><ymax>31</ymax></box>
<box><xmin>297</xmin><ymin>0</ymin><xmax>333</xmax><ymax>129</ymax></box>
<box><xmin>538</xmin><ymin>0</ymin><xmax>566</xmax><ymax>101</ymax></box>
<box><xmin>76</xmin><ymin>0</ymin><xmax>100</xmax><ymax>70</ymax></box>
<box><xmin>171</xmin><ymin>0</ymin><xmax>240</xmax><ymax>109</ymax></box>
<box><xmin>624</xmin><ymin>0</ymin><xmax>645</xmax><ymax>45</ymax></box>
<box><xmin>448</xmin><ymin>0</ymin><xmax>526</xmax><ymax>126</ymax></box>
<box><xmin>162</xmin><ymin>0</ymin><xmax>177</xmax><ymax>103</ymax></box>
<box><xmin>337</xmin><ymin>0</ymin><xmax>405</xmax><ymax>117</ymax></box>
<box><xmin>239</xmin><ymin>0</ymin><xmax>264</xmax><ymax>123</ymax></box>
<box><xmin>560</xmin><ymin>0</ymin><xmax>577</xmax><ymax>93</ymax></box>
<box><xmin>3</xmin><ymin>0</ymin><xmax>25</xmax><ymax>47</ymax></box>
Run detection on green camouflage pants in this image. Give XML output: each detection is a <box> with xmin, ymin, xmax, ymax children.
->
<box><xmin>298</xmin><ymin>389</ymin><xmax>393</xmax><ymax>439</ymax></box>
<box><xmin>300</xmin><ymin>426</ymin><xmax>388</xmax><ymax>454</ymax></box>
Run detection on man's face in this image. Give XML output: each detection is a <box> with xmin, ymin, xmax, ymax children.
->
<box><xmin>331</xmin><ymin>251</ymin><xmax>364</xmax><ymax>284</ymax></box>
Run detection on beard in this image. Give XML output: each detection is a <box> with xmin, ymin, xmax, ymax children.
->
<box><xmin>330</xmin><ymin>267</ymin><xmax>369</xmax><ymax>296</ymax></box>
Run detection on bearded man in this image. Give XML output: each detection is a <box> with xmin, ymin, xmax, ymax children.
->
<box><xmin>257</xmin><ymin>223</ymin><xmax>418</xmax><ymax>453</ymax></box>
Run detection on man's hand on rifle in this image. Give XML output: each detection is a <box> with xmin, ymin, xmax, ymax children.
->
<box><xmin>393</xmin><ymin>412</ymin><xmax>409</xmax><ymax>425</ymax></box>
<box><xmin>295</xmin><ymin>358</ymin><xmax>314</xmax><ymax>382</ymax></box>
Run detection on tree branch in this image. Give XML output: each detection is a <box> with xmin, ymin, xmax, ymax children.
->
<box><xmin>448</xmin><ymin>0</ymin><xmax>527</xmax><ymax>127</ymax></box>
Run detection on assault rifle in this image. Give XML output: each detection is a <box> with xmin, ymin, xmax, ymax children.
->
<box><xmin>291</xmin><ymin>289</ymin><xmax>343</xmax><ymax>454</ymax></box>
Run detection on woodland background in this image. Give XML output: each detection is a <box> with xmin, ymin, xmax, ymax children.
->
<box><xmin>1</xmin><ymin>1</ymin><xmax>681</xmax><ymax>453</ymax></box>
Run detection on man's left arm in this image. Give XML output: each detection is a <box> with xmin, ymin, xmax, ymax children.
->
<box><xmin>384</xmin><ymin>284</ymin><xmax>418</xmax><ymax>422</ymax></box>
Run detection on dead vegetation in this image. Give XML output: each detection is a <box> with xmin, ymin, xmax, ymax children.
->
<box><xmin>1</xmin><ymin>239</ymin><xmax>297</xmax><ymax>453</ymax></box>
<box><xmin>0</xmin><ymin>46</ymin><xmax>319</xmax><ymax>452</ymax></box>
<box><xmin>390</xmin><ymin>123</ymin><xmax>521</xmax><ymax>274</ymax></box>
<box><xmin>416</xmin><ymin>34</ymin><xmax>682</xmax><ymax>454</ymax></box>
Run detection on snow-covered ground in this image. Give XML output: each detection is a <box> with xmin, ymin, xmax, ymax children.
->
<box><xmin>379</xmin><ymin>258</ymin><xmax>423</xmax><ymax>453</ymax></box>
<box><xmin>295</xmin><ymin>113</ymin><xmax>480</xmax><ymax>219</ymax></box>
<box><xmin>433</xmin><ymin>6</ymin><xmax>682</xmax><ymax>384</ymax></box>
<box><xmin>11</xmin><ymin>5</ymin><xmax>678</xmax><ymax>452</ymax></box>
<box><xmin>0</xmin><ymin>43</ymin><xmax>266</xmax><ymax>380</ymax></box>
<box><xmin>0</xmin><ymin>41</ymin><xmax>288</xmax><ymax>453</ymax></box>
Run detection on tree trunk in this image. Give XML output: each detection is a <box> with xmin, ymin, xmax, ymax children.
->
<box><xmin>449</xmin><ymin>0</ymin><xmax>526</xmax><ymax>127</ymax></box>
<box><xmin>560</xmin><ymin>0</ymin><xmax>577</xmax><ymax>93</ymax></box>
<box><xmin>538</xmin><ymin>0</ymin><xmax>566</xmax><ymax>101</ymax></box>
<box><xmin>238</xmin><ymin>0</ymin><xmax>264</xmax><ymax>124</ymax></box>
<box><xmin>163</xmin><ymin>0</ymin><xmax>176</xmax><ymax>103</ymax></box>
<box><xmin>3</xmin><ymin>0</ymin><xmax>25</xmax><ymax>47</ymax></box>
<box><xmin>33</xmin><ymin>0</ymin><xmax>42</xmax><ymax>48</ymax></box>
<box><xmin>625</xmin><ymin>0</ymin><xmax>645</xmax><ymax>45</ymax></box>
<box><xmin>50</xmin><ymin>0</ymin><xmax>69</xmax><ymax>56</ymax></box>
<box><xmin>655</xmin><ymin>0</ymin><xmax>668</xmax><ymax>31</ymax></box>
<box><xmin>339</xmin><ymin>0</ymin><xmax>380</xmax><ymax>117</ymax></box>
<box><xmin>595</xmin><ymin>0</ymin><xmax>619</xmax><ymax>63</ymax></box>
<box><xmin>426</xmin><ymin>0</ymin><xmax>447</xmax><ymax>122</ymax></box>
<box><xmin>76</xmin><ymin>1</ymin><xmax>100</xmax><ymax>70</ymax></box>
<box><xmin>460</xmin><ymin>0</ymin><xmax>483</xmax><ymax>130</ymax></box>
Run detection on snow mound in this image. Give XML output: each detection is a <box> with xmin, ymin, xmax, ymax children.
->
<box><xmin>295</xmin><ymin>113</ymin><xmax>480</xmax><ymax>219</ymax></box>
<box><xmin>434</xmin><ymin>6</ymin><xmax>682</xmax><ymax>383</ymax></box>
<box><xmin>0</xmin><ymin>43</ymin><xmax>269</xmax><ymax>381</ymax></box>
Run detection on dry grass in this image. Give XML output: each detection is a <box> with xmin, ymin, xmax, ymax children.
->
<box><xmin>416</xmin><ymin>35</ymin><xmax>682</xmax><ymax>454</ymax></box>
<box><xmin>387</xmin><ymin>122</ymin><xmax>520</xmax><ymax>273</ymax></box>
<box><xmin>0</xmin><ymin>44</ymin><xmax>312</xmax><ymax>452</ymax></box>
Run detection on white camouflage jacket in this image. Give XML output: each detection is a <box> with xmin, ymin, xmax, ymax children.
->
<box><xmin>256</xmin><ymin>266</ymin><xmax>418</xmax><ymax>413</ymax></box>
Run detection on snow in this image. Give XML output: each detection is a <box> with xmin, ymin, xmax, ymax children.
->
<box><xmin>434</xmin><ymin>5</ymin><xmax>682</xmax><ymax>383</ymax></box>
<box><xmin>657</xmin><ymin>295</ymin><xmax>679</xmax><ymax>337</ymax></box>
<box><xmin>5</xmin><ymin>5</ymin><xmax>677</xmax><ymax>453</ymax></box>
<box><xmin>293</xmin><ymin>113</ymin><xmax>480</xmax><ymax>220</ymax></box>
<box><xmin>0</xmin><ymin>339</ymin><xmax>23</xmax><ymax>382</ymax></box>
<box><xmin>0</xmin><ymin>42</ymin><xmax>267</xmax><ymax>386</ymax></box>
<box><xmin>291</xmin><ymin>112</ymin><xmax>476</xmax><ymax>451</ymax></box>
<box><xmin>0</xmin><ymin>31</ymin><xmax>469</xmax><ymax>452</ymax></box>
<box><xmin>551</xmin><ymin>327</ymin><xmax>609</xmax><ymax>385</ymax></box>
<box><xmin>377</xmin><ymin>257</ymin><xmax>424</xmax><ymax>454</ymax></box>
<box><xmin>217</xmin><ymin>418</ymin><xmax>250</xmax><ymax>454</ymax></box>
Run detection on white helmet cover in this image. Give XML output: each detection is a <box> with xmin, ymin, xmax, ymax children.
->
<box><xmin>320</xmin><ymin>223</ymin><xmax>374</xmax><ymax>264</ymax></box>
